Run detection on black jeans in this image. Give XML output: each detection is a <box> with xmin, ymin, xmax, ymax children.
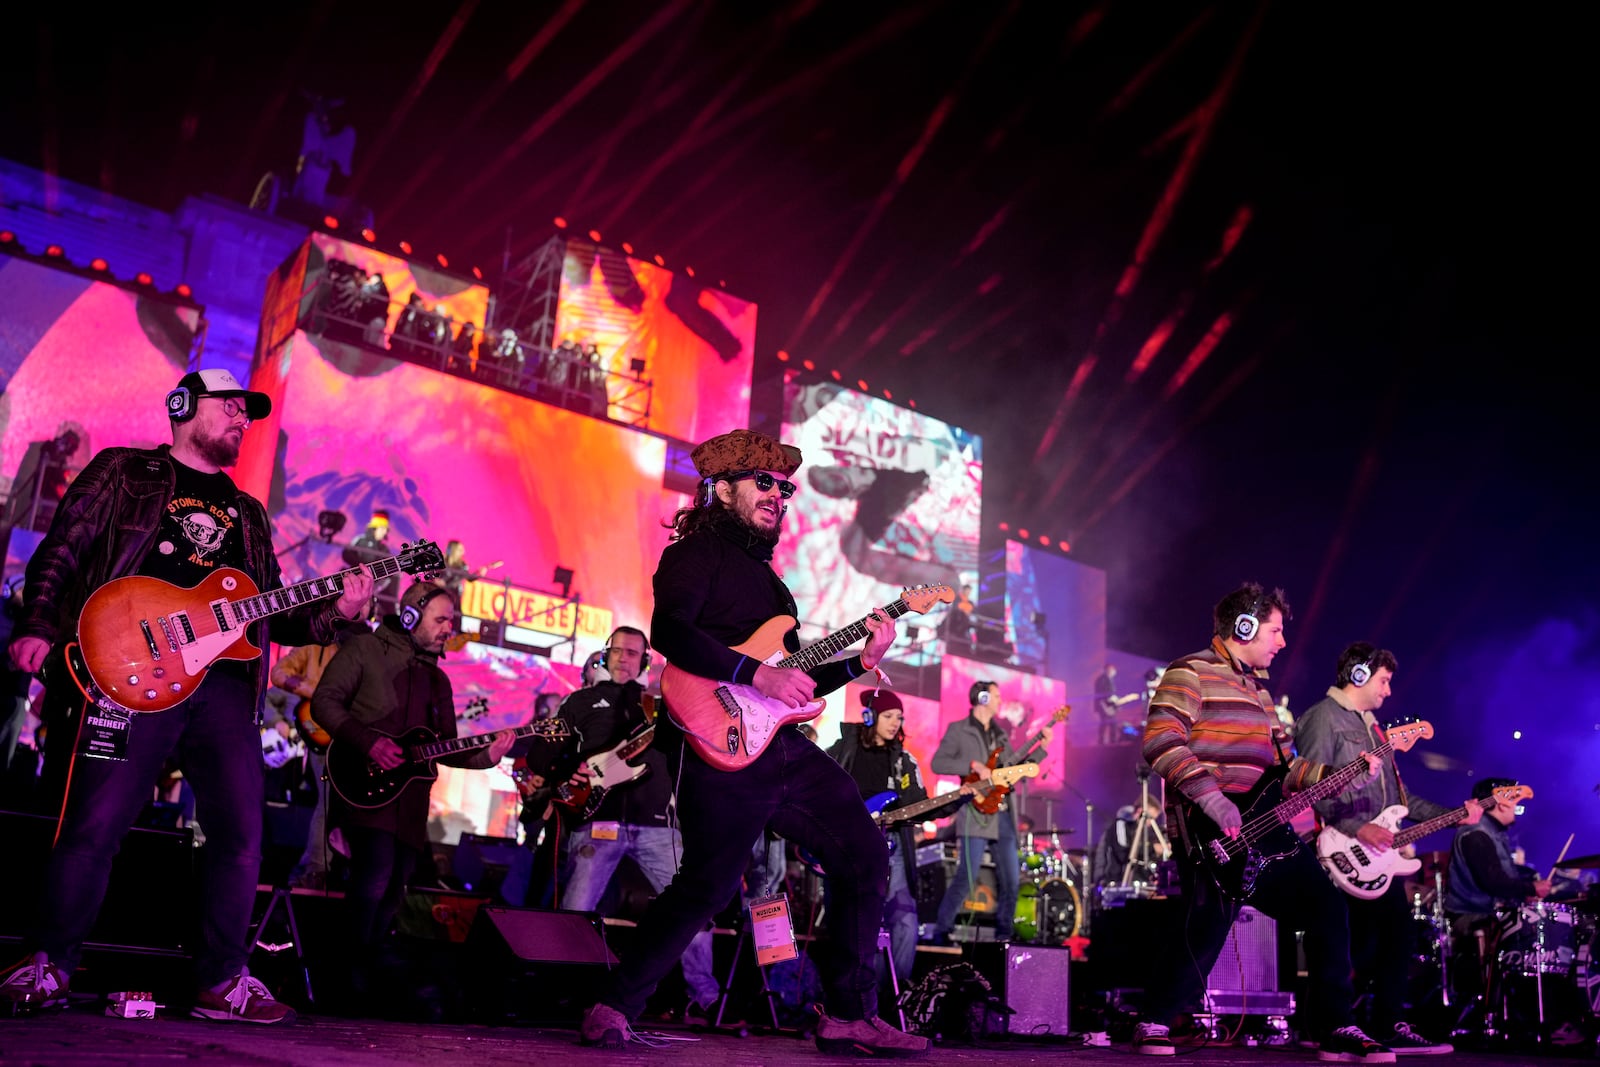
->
<box><xmin>342</xmin><ymin>826</ymin><xmax>422</xmax><ymax>951</ymax></box>
<box><xmin>1143</xmin><ymin>835</ymin><xmax>1356</xmax><ymax>1039</ymax></box>
<box><xmin>34</xmin><ymin>669</ymin><xmax>262</xmax><ymax>988</ymax></box>
<box><xmin>603</xmin><ymin>727</ymin><xmax>888</xmax><ymax>1022</ymax></box>
<box><xmin>1349</xmin><ymin>878</ymin><xmax>1415</xmax><ymax>1033</ymax></box>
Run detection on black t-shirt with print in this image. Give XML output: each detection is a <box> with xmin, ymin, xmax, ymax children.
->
<box><xmin>138</xmin><ymin>458</ymin><xmax>248</xmax><ymax>585</ymax></box>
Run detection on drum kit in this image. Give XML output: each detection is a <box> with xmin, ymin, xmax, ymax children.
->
<box><xmin>1014</xmin><ymin>828</ymin><xmax>1082</xmax><ymax>943</ymax></box>
<box><xmin>1408</xmin><ymin>848</ymin><xmax>1600</xmax><ymax>1045</ymax></box>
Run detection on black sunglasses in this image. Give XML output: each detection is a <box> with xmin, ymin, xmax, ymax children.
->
<box><xmin>725</xmin><ymin>470</ymin><xmax>797</xmax><ymax>498</ymax></box>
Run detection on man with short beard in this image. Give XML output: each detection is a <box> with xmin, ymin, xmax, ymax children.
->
<box><xmin>0</xmin><ymin>369</ymin><xmax>374</xmax><ymax>1022</ymax></box>
<box><xmin>579</xmin><ymin>428</ymin><xmax>926</xmax><ymax>1055</ymax></box>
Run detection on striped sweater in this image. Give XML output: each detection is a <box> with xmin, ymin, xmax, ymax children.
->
<box><xmin>1142</xmin><ymin>636</ymin><xmax>1325</xmax><ymax>806</ymax></box>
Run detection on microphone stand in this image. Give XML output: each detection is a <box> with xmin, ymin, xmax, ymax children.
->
<box><xmin>1055</xmin><ymin>776</ymin><xmax>1094</xmax><ymax>936</ymax></box>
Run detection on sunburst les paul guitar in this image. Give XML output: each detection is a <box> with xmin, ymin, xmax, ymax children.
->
<box><xmin>72</xmin><ymin>540</ymin><xmax>445</xmax><ymax>714</ymax></box>
<box><xmin>1318</xmin><ymin>783</ymin><xmax>1532</xmax><ymax>900</ymax></box>
<box><xmin>662</xmin><ymin>584</ymin><xmax>954</xmax><ymax>772</ymax></box>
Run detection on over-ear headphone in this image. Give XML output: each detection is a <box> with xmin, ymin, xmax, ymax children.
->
<box><xmin>861</xmin><ymin>699</ymin><xmax>876</xmax><ymax>729</ymax></box>
<box><xmin>605</xmin><ymin>628</ymin><xmax>652</xmax><ymax>671</ymax></box>
<box><xmin>1342</xmin><ymin>644</ymin><xmax>1377</xmax><ymax>687</ymax></box>
<box><xmin>969</xmin><ymin>680</ymin><xmax>995</xmax><ymax>707</ymax></box>
<box><xmin>1233</xmin><ymin>590</ymin><xmax>1266</xmax><ymax>642</ymax></box>
<box><xmin>1347</xmin><ymin>658</ymin><xmax>1373</xmax><ymax>687</ymax></box>
<box><xmin>166</xmin><ymin>386</ymin><xmax>196</xmax><ymax>422</ymax></box>
<box><xmin>401</xmin><ymin>586</ymin><xmax>448</xmax><ymax>631</ymax></box>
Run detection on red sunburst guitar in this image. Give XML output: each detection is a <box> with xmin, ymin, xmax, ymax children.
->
<box><xmin>661</xmin><ymin>584</ymin><xmax>954</xmax><ymax>772</ymax></box>
<box><xmin>71</xmin><ymin>540</ymin><xmax>444</xmax><ymax>713</ymax></box>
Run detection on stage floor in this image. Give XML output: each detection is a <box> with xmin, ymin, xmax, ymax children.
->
<box><xmin>0</xmin><ymin>1009</ymin><xmax>1584</xmax><ymax>1066</ymax></box>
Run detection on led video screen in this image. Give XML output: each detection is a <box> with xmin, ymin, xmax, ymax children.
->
<box><xmin>1004</xmin><ymin>541</ymin><xmax>1109</xmax><ymax>747</ymax></box>
<box><xmin>776</xmin><ymin>382</ymin><xmax>982</xmax><ymax>647</ymax></box>
<box><xmin>555</xmin><ymin>239</ymin><xmax>756</xmax><ymax>443</ymax></box>
<box><xmin>235</xmin><ymin>333</ymin><xmax>672</xmax><ymax>646</ymax></box>
<box><xmin>1</xmin><ymin>255</ymin><xmax>203</xmax><ymax>531</ymax></box>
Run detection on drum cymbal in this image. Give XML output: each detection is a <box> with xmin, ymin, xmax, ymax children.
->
<box><xmin>1026</xmin><ymin>828</ymin><xmax>1076</xmax><ymax>836</ymax></box>
<box><xmin>1556</xmin><ymin>852</ymin><xmax>1600</xmax><ymax>870</ymax></box>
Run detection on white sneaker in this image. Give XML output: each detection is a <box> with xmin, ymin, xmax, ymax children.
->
<box><xmin>1132</xmin><ymin>1021</ymin><xmax>1175</xmax><ymax>1056</ymax></box>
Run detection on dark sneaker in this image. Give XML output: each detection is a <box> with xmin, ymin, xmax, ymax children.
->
<box><xmin>1132</xmin><ymin>1021</ymin><xmax>1176</xmax><ymax>1056</ymax></box>
<box><xmin>1389</xmin><ymin>1022</ymin><xmax>1452</xmax><ymax>1055</ymax></box>
<box><xmin>191</xmin><ymin>972</ymin><xmax>295</xmax><ymax>1024</ymax></box>
<box><xmin>1320</xmin><ymin>1026</ymin><xmax>1396</xmax><ymax>1063</ymax></box>
<box><xmin>0</xmin><ymin>959</ymin><xmax>70</xmax><ymax>1012</ymax></box>
<box><xmin>816</xmin><ymin>1014</ymin><xmax>929</xmax><ymax>1056</ymax></box>
<box><xmin>581</xmin><ymin>1002</ymin><xmax>631</xmax><ymax>1049</ymax></box>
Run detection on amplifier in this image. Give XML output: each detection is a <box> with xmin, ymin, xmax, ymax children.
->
<box><xmin>1206</xmin><ymin>905</ymin><xmax>1278</xmax><ymax>992</ymax></box>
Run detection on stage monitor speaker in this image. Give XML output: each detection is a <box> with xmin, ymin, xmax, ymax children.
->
<box><xmin>1004</xmin><ymin>943</ymin><xmax>1073</xmax><ymax>1037</ymax></box>
<box><xmin>0</xmin><ymin>809</ymin><xmax>194</xmax><ymax>955</ymax></box>
<box><xmin>1206</xmin><ymin>905</ymin><xmax>1278</xmax><ymax>992</ymax></box>
<box><xmin>453</xmin><ymin>832</ymin><xmax>521</xmax><ymax>894</ymax></box>
<box><xmin>472</xmin><ymin>905</ymin><xmax>617</xmax><ymax>966</ymax></box>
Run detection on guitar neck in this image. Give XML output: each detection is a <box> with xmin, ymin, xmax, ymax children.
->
<box><xmin>887</xmin><ymin>784</ymin><xmax>984</xmax><ymax>824</ymax></box>
<box><xmin>409</xmin><ymin>722</ymin><xmax>564</xmax><ymax>762</ymax></box>
<box><xmin>1265</xmin><ymin>739</ymin><xmax>1396</xmax><ymax>828</ymax></box>
<box><xmin>1393</xmin><ymin>805</ymin><xmax>1469</xmax><ymax>849</ymax></box>
<box><xmin>234</xmin><ymin>555</ymin><xmax>410</xmax><ymax>623</ymax></box>
<box><xmin>778</xmin><ymin>596</ymin><xmax>914</xmax><ymax>672</ymax></box>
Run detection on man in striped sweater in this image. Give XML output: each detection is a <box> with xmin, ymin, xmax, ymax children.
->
<box><xmin>1134</xmin><ymin>583</ymin><xmax>1393</xmax><ymax>1063</ymax></box>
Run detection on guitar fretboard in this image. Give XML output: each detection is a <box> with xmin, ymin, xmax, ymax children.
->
<box><xmin>230</xmin><ymin>556</ymin><xmax>411</xmax><ymax>624</ymax></box>
<box><xmin>778</xmin><ymin>597</ymin><xmax>913</xmax><ymax>672</ymax></box>
<box><xmin>1393</xmin><ymin>805</ymin><xmax>1470</xmax><ymax>849</ymax></box>
<box><xmin>408</xmin><ymin>721</ymin><xmax>569</xmax><ymax>762</ymax></box>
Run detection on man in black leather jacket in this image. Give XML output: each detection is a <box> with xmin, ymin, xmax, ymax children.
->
<box><xmin>1</xmin><ymin>369</ymin><xmax>372</xmax><ymax>1023</ymax></box>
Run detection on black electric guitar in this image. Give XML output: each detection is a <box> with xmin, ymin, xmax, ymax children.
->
<box><xmin>1183</xmin><ymin>720</ymin><xmax>1432</xmax><ymax>901</ymax></box>
<box><xmin>327</xmin><ymin>713</ymin><xmax>569</xmax><ymax>809</ymax></box>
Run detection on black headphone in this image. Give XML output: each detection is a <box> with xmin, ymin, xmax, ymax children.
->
<box><xmin>1233</xmin><ymin>590</ymin><xmax>1266</xmax><ymax>642</ymax></box>
<box><xmin>401</xmin><ymin>586</ymin><xmax>448</xmax><ymax>631</ymax></box>
<box><xmin>861</xmin><ymin>698</ymin><xmax>877</xmax><ymax>729</ymax></box>
<box><xmin>166</xmin><ymin>385</ymin><xmax>196</xmax><ymax>422</ymax></box>
<box><xmin>969</xmin><ymin>680</ymin><xmax>995</xmax><ymax>707</ymax></box>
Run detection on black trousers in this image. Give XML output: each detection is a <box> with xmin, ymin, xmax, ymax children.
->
<box><xmin>1143</xmin><ymin>836</ymin><xmax>1357</xmax><ymax>1039</ymax></box>
<box><xmin>602</xmin><ymin>726</ymin><xmax>888</xmax><ymax>1022</ymax></box>
<box><xmin>1349</xmin><ymin>878</ymin><xmax>1416</xmax><ymax>1032</ymax></box>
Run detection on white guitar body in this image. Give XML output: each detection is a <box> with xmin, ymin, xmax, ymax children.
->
<box><xmin>1317</xmin><ymin>803</ymin><xmax>1421</xmax><ymax>900</ymax></box>
<box><xmin>584</xmin><ymin>745</ymin><xmax>651</xmax><ymax>791</ymax></box>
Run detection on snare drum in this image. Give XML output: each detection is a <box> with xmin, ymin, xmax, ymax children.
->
<box><xmin>1498</xmin><ymin>901</ymin><xmax>1581</xmax><ymax>976</ymax></box>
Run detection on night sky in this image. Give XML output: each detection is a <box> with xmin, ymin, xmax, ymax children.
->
<box><xmin>5</xmin><ymin>4</ymin><xmax>1595</xmax><ymax>863</ymax></box>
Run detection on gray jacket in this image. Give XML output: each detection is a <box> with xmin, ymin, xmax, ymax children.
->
<box><xmin>1294</xmin><ymin>689</ymin><xmax>1452</xmax><ymax>837</ymax></box>
<box><xmin>930</xmin><ymin>713</ymin><xmax>1043</xmax><ymax>839</ymax></box>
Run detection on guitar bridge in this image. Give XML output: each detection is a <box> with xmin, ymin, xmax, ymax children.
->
<box><xmin>714</xmin><ymin>687</ymin><xmax>740</xmax><ymax>718</ymax></box>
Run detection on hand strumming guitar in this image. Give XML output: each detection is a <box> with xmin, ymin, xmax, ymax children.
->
<box><xmin>754</xmin><ymin>665</ymin><xmax>816</xmax><ymax>708</ymax></box>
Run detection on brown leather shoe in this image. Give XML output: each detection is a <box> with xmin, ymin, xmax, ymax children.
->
<box><xmin>816</xmin><ymin>1014</ymin><xmax>930</xmax><ymax>1056</ymax></box>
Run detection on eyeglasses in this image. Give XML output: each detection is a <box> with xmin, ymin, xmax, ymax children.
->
<box><xmin>726</xmin><ymin>470</ymin><xmax>796</xmax><ymax>498</ymax></box>
<box><xmin>214</xmin><ymin>397</ymin><xmax>252</xmax><ymax>422</ymax></box>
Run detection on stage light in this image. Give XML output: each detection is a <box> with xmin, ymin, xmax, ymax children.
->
<box><xmin>174</xmin><ymin>284</ymin><xmax>193</xmax><ymax>299</ymax></box>
<box><xmin>856</xmin><ymin>379</ymin><xmax>868</xmax><ymax>391</ymax></box>
<box><xmin>629</xmin><ymin>358</ymin><xmax>647</xmax><ymax>375</ymax></box>
<box><xmin>719</xmin><ymin>280</ymin><xmax>726</xmax><ymax>288</ymax></box>
<box><xmin>1038</xmin><ymin>535</ymin><xmax>1050</xmax><ymax>546</ymax></box>
<box><xmin>908</xmin><ymin>399</ymin><xmax>917</xmax><ymax>409</ymax></box>
<box><xmin>1058</xmin><ymin>540</ymin><xmax>1071</xmax><ymax>552</ymax></box>
<box><xmin>134</xmin><ymin>271</ymin><xmax>154</xmax><ymax>285</ymax></box>
<box><xmin>399</xmin><ymin>240</ymin><xmax>413</xmax><ymax>255</ymax></box>
<box><xmin>776</xmin><ymin>350</ymin><xmax>790</xmax><ymax>362</ymax></box>
<box><xmin>436</xmin><ymin>253</ymin><xmax>449</xmax><ymax>269</ymax></box>
<box><xmin>323</xmin><ymin>215</ymin><xmax>340</xmax><ymax>230</ymax></box>
<box><xmin>471</xmin><ymin>266</ymin><xmax>483</xmax><ymax>280</ymax></box>
<box><xmin>45</xmin><ymin>245</ymin><xmax>64</xmax><ymax>258</ymax></box>
<box><xmin>554</xmin><ymin>216</ymin><xmax>568</xmax><ymax>229</ymax></box>
<box><xmin>622</xmin><ymin>242</ymin><xmax>634</xmax><ymax>255</ymax></box>
<box><xmin>830</xmin><ymin>369</ymin><xmax>841</xmax><ymax>382</ymax></box>
<box><xmin>685</xmin><ymin>266</ymin><xmax>695</xmax><ymax>277</ymax></box>
<box><xmin>1018</xmin><ymin>528</ymin><xmax>1030</xmax><ymax>540</ymax></box>
<box><xmin>588</xmin><ymin>229</ymin><xmax>602</xmax><ymax>242</ymax></box>
<box><xmin>90</xmin><ymin>258</ymin><xmax>109</xmax><ymax>272</ymax></box>
<box><xmin>653</xmin><ymin>254</ymin><xmax>665</xmax><ymax>267</ymax></box>
<box><xmin>361</xmin><ymin>228</ymin><xmax>376</xmax><ymax>242</ymax></box>
<box><xmin>883</xmin><ymin>388</ymin><xmax>893</xmax><ymax>400</ymax></box>
<box><xmin>0</xmin><ymin>231</ymin><xmax>16</xmax><ymax>244</ymax></box>
<box><xmin>1513</xmin><ymin>730</ymin><xmax>1521</xmax><ymax>740</ymax></box>
<box><xmin>998</xmin><ymin>521</ymin><xmax>1010</xmax><ymax>532</ymax></box>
